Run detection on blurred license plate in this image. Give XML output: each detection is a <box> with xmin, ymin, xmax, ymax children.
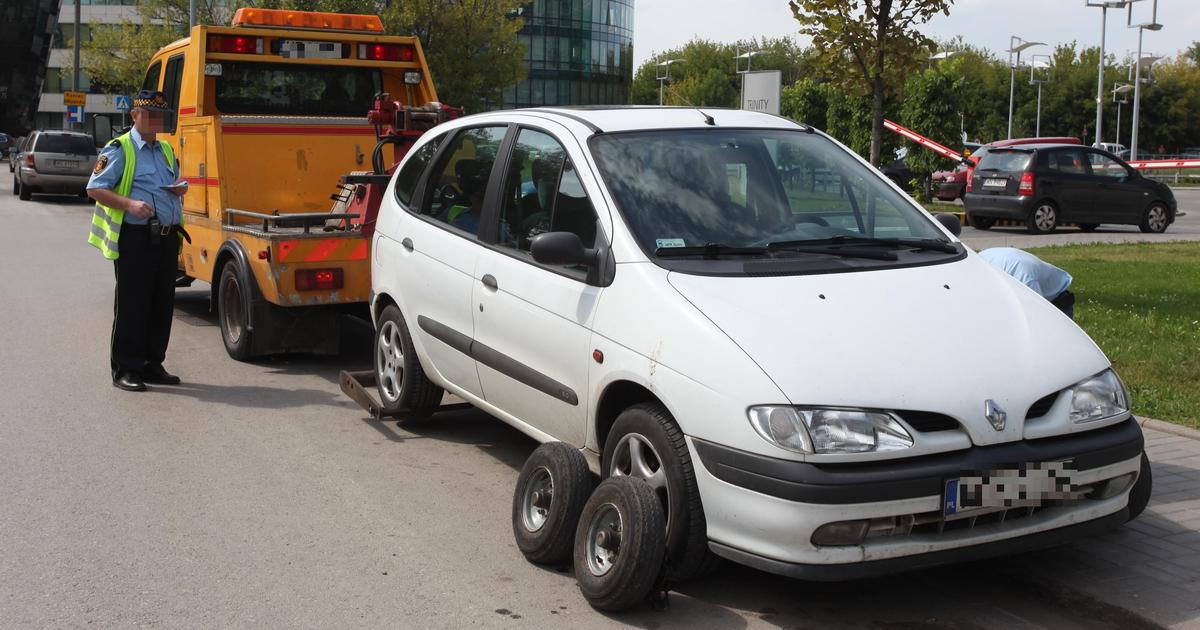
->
<box><xmin>983</xmin><ymin>178</ymin><xmax>1007</xmax><ymax>188</ymax></box>
<box><xmin>278</xmin><ymin>40</ymin><xmax>342</xmax><ymax>59</ymax></box>
<box><xmin>943</xmin><ymin>461</ymin><xmax>1075</xmax><ymax>517</ymax></box>
<box><xmin>54</xmin><ymin>160</ymin><xmax>75</xmax><ymax>168</ymax></box>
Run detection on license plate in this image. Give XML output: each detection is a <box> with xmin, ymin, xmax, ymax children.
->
<box><xmin>54</xmin><ymin>160</ymin><xmax>75</xmax><ymax>168</ymax></box>
<box><xmin>943</xmin><ymin>461</ymin><xmax>1075</xmax><ymax>517</ymax></box>
<box><xmin>983</xmin><ymin>178</ymin><xmax>1007</xmax><ymax>188</ymax></box>
<box><xmin>278</xmin><ymin>40</ymin><xmax>342</xmax><ymax>59</ymax></box>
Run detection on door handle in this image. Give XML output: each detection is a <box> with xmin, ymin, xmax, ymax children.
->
<box><xmin>481</xmin><ymin>274</ymin><xmax>498</xmax><ymax>290</ymax></box>
<box><xmin>401</xmin><ymin>237</ymin><xmax>414</xmax><ymax>251</ymax></box>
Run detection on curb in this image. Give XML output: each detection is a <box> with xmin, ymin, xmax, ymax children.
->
<box><xmin>1140</xmin><ymin>417</ymin><xmax>1200</xmax><ymax>441</ymax></box>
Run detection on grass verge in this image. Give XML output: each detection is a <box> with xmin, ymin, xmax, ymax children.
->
<box><xmin>1028</xmin><ymin>242</ymin><xmax>1200</xmax><ymax>429</ymax></box>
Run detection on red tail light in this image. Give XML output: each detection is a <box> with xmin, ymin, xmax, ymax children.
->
<box><xmin>25</xmin><ymin>153</ymin><xmax>35</xmax><ymax>169</ymax></box>
<box><xmin>1019</xmin><ymin>171</ymin><xmax>1035</xmax><ymax>196</ymax></box>
<box><xmin>295</xmin><ymin>268</ymin><xmax>343</xmax><ymax>291</ymax></box>
<box><xmin>358</xmin><ymin>43</ymin><xmax>415</xmax><ymax>61</ymax></box>
<box><xmin>208</xmin><ymin>34</ymin><xmax>263</xmax><ymax>54</ymax></box>
<box><xmin>965</xmin><ymin>167</ymin><xmax>974</xmax><ymax>193</ymax></box>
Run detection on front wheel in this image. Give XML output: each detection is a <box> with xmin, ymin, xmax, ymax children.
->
<box><xmin>1126</xmin><ymin>453</ymin><xmax>1153</xmax><ymax>522</ymax></box>
<box><xmin>374</xmin><ymin>304</ymin><xmax>443</xmax><ymax>417</ymax></box>
<box><xmin>1140</xmin><ymin>203</ymin><xmax>1170</xmax><ymax>233</ymax></box>
<box><xmin>1026</xmin><ymin>202</ymin><xmax>1058</xmax><ymax>234</ymax></box>
<box><xmin>217</xmin><ymin>263</ymin><xmax>255</xmax><ymax>361</ymax></box>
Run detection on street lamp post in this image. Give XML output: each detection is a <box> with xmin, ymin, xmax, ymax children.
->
<box><xmin>655</xmin><ymin>59</ymin><xmax>681</xmax><ymax>106</ymax></box>
<box><xmin>735</xmin><ymin>49</ymin><xmax>765</xmax><ymax>107</ymax></box>
<box><xmin>1007</xmin><ymin>37</ymin><xmax>1045</xmax><ymax>139</ymax></box>
<box><xmin>1112</xmin><ymin>82</ymin><xmax>1133</xmax><ymax>147</ymax></box>
<box><xmin>1029</xmin><ymin>55</ymin><xmax>1052</xmax><ymax>138</ymax></box>
<box><xmin>1085</xmin><ymin>1</ymin><xmax>1129</xmax><ymax>148</ymax></box>
<box><xmin>1127</xmin><ymin>0</ymin><xmax>1161</xmax><ymax>160</ymax></box>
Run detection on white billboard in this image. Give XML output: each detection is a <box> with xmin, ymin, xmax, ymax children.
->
<box><xmin>741</xmin><ymin>70</ymin><xmax>782</xmax><ymax>115</ymax></box>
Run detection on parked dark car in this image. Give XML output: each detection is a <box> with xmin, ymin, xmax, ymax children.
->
<box><xmin>13</xmin><ymin>129</ymin><xmax>98</xmax><ymax>200</ymax></box>
<box><xmin>933</xmin><ymin>138</ymin><xmax>1080</xmax><ymax>202</ymax></box>
<box><xmin>964</xmin><ymin>144</ymin><xmax>1176</xmax><ymax>234</ymax></box>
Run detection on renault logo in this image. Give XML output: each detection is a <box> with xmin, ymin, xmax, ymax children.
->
<box><xmin>985</xmin><ymin>400</ymin><xmax>1007</xmax><ymax>431</ymax></box>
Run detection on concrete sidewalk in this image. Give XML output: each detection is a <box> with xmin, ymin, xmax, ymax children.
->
<box><xmin>1009</xmin><ymin>419</ymin><xmax>1200</xmax><ymax>629</ymax></box>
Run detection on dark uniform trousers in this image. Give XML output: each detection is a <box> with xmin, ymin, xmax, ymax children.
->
<box><xmin>111</xmin><ymin>224</ymin><xmax>178</xmax><ymax>379</ymax></box>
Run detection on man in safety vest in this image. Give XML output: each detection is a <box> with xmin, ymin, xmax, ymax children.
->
<box><xmin>86</xmin><ymin>90</ymin><xmax>189</xmax><ymax>392</ymax></box>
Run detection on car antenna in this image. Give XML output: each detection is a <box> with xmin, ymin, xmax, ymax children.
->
<box><xmin>665</xmin><ymin>85</ymin><xmax>715</xmax><ymax>126</ymax></box>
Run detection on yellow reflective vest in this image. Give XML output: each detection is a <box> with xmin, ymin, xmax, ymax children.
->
<box><xmin>86</xmin><ymin>131</ymin><xmax>178</xmax><ymax>260</ymax></box>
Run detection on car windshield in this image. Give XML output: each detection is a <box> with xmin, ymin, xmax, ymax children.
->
<box><xmin>589</xmin><ymin>129</ymin><xmax>945</xmax><ymax>256</ymax></box>
<box><xmin>35</xmin><ymin>134</ymin><xmax>96</xmax><ymax>155</ymax></box>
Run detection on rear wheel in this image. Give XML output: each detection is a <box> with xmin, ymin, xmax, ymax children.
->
<box><xmin>217</xmin><ymin>263</ymin><xmax>255</xmax><ymax>361</ymax></box>
<box><xmin>1026</xmin><ymin>202</ymin><xmax>1058</xmax><ymax>234</ymax></box>
<box><xmin>374</xmin><ymin>304</ymin><xmax>443</xmax><ymax>417</ymax></box>
<box><xmin>1140</xmin><ymin>203</ymin><xmax>1170</xmax><ymax>233</ymax></box>
<box><xmin>1078</xmin><ymin>223</ymin><xmax>1100</xmax><ymax>232</ymax></box>
<box><xmin>968</xmin><ymin>214</ymin><xmax>995</xmax><ymax>230</ymax></box>
<box><xmin>17</xmin><ymin>178</ymin><xmax>30</xmax><ymax>200</ymax></box>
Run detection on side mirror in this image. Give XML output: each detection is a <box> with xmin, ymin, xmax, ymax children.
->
<box><xmin>935</xmin><ymin>212</ymin><xmax>962</xmax><ymax>236</ymax></box>
<box><xmin>531</xmin><ymin>231</ymin><xmax>592</xmax><ymax>267</ymax></box>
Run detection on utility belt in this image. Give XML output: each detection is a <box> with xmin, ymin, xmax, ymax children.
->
<box><xmin>128</xmin><ymin>219</ymin><xmax>192</xmax><ymax>246</ymax></box>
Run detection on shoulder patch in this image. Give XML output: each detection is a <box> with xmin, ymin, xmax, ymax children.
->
<box><xmin>93</xmin><ymin>154</ymin><xmax>109</xmax><ymax>175</ymax></box>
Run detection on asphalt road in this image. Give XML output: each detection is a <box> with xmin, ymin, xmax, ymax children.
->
<box><xmin>0</xmin><ymin>174</ymin><xmax>1181</xmax><ymax>629</ymax></box>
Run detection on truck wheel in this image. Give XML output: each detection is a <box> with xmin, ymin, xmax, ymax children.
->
<box><xmin>603</xmin><ymin>403</ymin><xmax>719</xmax><ymax>582</ymax></box>
<box><xmin>512</xmin><ymin>442</ymin><xmax>594</xmax><ymax>565</ymax></box>
<box><xmin>1126</xmin><ymin>453</ymin><xmax>1153</xmax><ymax>522</ymax></box>
<box><xmin>1026</xmin><ymin>202</ymin><xmax>1058</xmax><ymax>234</ymax></box>
<box><xmin>374</xmin><ymin>304</ymin><xmax>443</xmax><ymax>417</ymax></box>
<box><xmin>217</xmin><ymin>263</ymin><xmax>255</xmax><ymax>361</ymax></box>
<box><xmin>18</xmin><ymin>178</ymin><xmax>30</xmax><ymax>200</ymax></box>
<box><xmin>1139</xmin><ymin>203</ymin><xmax>1170</xmax><ymax>234</ymax></box>
<box><xmin>574</xmin><ymin>477</ymin><xmax>666</xmax><ymax>612</ymax></box>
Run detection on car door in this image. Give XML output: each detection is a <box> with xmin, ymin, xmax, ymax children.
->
<box><xmin>385</xmin><ymin>124</ymin><xmax>510</xmax><ymax>400</ymax></box>
<box><xmin>469</xmin><ymin>124</ymin><xmax>605</xmax><ymax>446</ymax></box>
<box><xmin>1085</xmin><ymin>150</ymin><xmax>1148</xmax><ymax>224</ymax></box>
<box><xmin>1040</xmin><ymin>148</ymin><xmax>1092</xmax><ymax>221</ymax></box>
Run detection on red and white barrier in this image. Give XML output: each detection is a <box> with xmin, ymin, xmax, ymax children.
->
<box><xmin>1126</xmin><ymin>159</ymin><xmax>1200</xmax><ymax>170</ymax></box>
<box><xmin>882</xmin><ymin>119</ymin><xmax>964</xmax><ymax>163</ymax></box>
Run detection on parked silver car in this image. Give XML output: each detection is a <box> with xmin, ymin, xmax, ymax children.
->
<box><xmin>13</xmin><ymin>130</ymin><xmax>98</xmax><ymax>200</ymax></box>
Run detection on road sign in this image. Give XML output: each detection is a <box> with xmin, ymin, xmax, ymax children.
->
<box><xmin>114</xmin><ymin>95</ymin><xmax>132</xmax><ymax>112</ymax></box>
<box><xmin>67</xmin><ymin>106</ymin><xmax>85</xmax><ymax>124</ymax></box>
<box><xmin>63</xmin><ymin>91</ymin><xmax>86</xmax><ymax>107</ymax></box>
<box><xmin>741</xmin><ymin>70</ymin><xmax>781</xmax><ymax>115</ymax></box>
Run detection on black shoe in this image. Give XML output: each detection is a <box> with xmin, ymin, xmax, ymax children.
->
<box><xmin>143</xmin><ymin>367</ymin><xmax>181</xmax><ymax>385</ymax></box>
<box><xmin>113</xmin><ymin>373</ymin><xmax>147</xmax><ymax>392</ymax></box>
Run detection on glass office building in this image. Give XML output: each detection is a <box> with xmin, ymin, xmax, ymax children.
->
<box><xmin>496</xmin><ymin>0</ymin><xmax>634</xmax><ymax>109</ymax></box>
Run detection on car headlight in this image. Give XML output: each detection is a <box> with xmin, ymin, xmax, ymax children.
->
<box><xmin>1068</xmin><ymin>369</ymin><xmax>1129</xmax><ymax>423</ymax></box>
<box><xmin>748</xmin><ymin>406</ymin><xmax>913</xmax><ymax>454</ymax></box>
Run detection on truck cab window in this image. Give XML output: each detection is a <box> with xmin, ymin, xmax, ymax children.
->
<box><xmin>142</xmin><ymin>61</ymin><xmax>162</xmax><ymax>91</ymax></box>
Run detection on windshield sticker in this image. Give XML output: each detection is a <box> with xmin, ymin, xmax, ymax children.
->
<box><xmin>655</xmin><ymin>238</ymin><xmax>686</xmax><ymax>249</ymax></box>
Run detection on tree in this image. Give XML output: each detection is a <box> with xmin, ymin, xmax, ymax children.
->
<box><xmin>630</xmin><ymin>37</ymin><xmax>811</xmax><ymax>107</ymax></box>
<box><xmin>789</xmin><ymin>0</ymin><xmax>953</xmax><ymax>166</ymax></box>
<box><xmin>384</xmin><ymin>0</ymin><xmax>526</xmax><ymax>112</ymax></box>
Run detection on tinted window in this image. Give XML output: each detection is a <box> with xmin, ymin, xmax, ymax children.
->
<box><xmin>162</xmin><ymin>54</ymin><xmax>184</xmax><ymax>134</ymax></box>
<box><xmin>1045</xmin><ymin>149</ymin><xmax>1087</xmax><ymax>175</ymax></box>
<box><xmin>34</xmin><ymin>135</ymin><xmax>96</xmax><ymax>155</ymax></box>
<box><xmin>977</xmin><ymin>150</ymin><xmax>1033</xmax><ymax>172</ymax></box>
<box><xmin>142</xmin><ymin>61</ymin><xmax>162</xmax><ymax>90</ymax></box>
<box><xmin>394</xmin><ymin>134</ymin><xmax>445</xmax><ymax>207</ymax></box>
<box><xmin>215</xmin><ymin>62</ymin><xmax>381</xmax><ymax>116</ymax></box>
<box><xmin>1088</xmin><ymin>152</ymin><xmax>1130</xmax><ymax>179</ymax></box>
<box><xmin>421</xmin><ymin>126</ymin><xmax>508</xmax><ymax>235</ymax></box>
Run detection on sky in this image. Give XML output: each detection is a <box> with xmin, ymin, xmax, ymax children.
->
<box><xmin>631</xmin><ymin>0</ymin><xmax>1200</xmax><ymax>70</ymax></box>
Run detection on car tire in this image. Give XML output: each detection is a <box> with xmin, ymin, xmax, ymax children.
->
<box><xmin>1078</xmin><ymin>223</ymin><xmax>1100</xmax><ymax>232</ymax></box>
<box><xmin>1026</xmin><ymin>201</ymin><xmax>1058</xmax><ymax>234</ymax></box>
<box><xmin>1126</xmin><ymin>452</ymin><xmax>1153</xmax><ymax>522</ymax></box>
<box><xmin>573</xmin><ymin>476</ymin><xmax>666</xmax><ymax>612</ymax></box>
<box><xmin>968</xmin><ymin>214</ymin><xmax>994</xmax><ymax>230</ymax></box>
<box><xmin>603</xmin><ymin>402</ymin><xmax>719</xmax><ymax>582</ymax></box>
<box><xmin>512</xmin><ymin>442</ymin><xmax>595</xmax><ymax>565</ymax></box>
<box><xmin>217</xmin><ymin>262</ymin><xmax>256</xmax><ymax>361</ymax></box>
<box><xmin>1139</xmin><ymin>203</ymin><xmax>1170</xmax><ymax>234</ymax></box>
<box><xmin>374</xmin><ymin>303</ymin><xmax>443</xmax><ymax>418</ymax></box>
<box><xmin>18</xmin><ymin>178</ymin><xmax>30</xmax><ymax>200</ymax></box>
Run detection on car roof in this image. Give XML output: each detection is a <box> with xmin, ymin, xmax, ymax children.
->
<box><xmin>988</xmin><ymin>136</ymin><xmax>1080</xmax><ymax>148</ymax></box>
<box><xmin>987</xmin><ymin>143</ymin><xmax>1092</xmax><ymax>152</ymax></box>
<box><xmin>461</xmin><ymin>106</ymin><xmax>808</xmax><ymax>134</ymax></box>
<box><xmin>35</xmin><ymin>129</ymin><xmax>92</xmax><ymax>137</ymax></box>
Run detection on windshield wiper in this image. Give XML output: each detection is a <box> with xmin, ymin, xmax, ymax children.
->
<box><xmin>769</xmin><ymin>235</ymin><xmax>958</xmax><ymax>254</ymax></box>
<box><xmin>656</xmin><ymin>242</ymin><xmax>898</xmax><ymax>261</ymax></box>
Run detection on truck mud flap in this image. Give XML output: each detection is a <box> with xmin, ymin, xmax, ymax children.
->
<box><xmin>339</xmin><ymin>370</ymin><xmax>472</xmax><ymax>420</ymax></box>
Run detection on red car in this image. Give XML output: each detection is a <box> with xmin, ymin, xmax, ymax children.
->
<box><xmin>933</xmin><ymin>137</ymin><xmax>1081</xmax><ymax>201</ymax></box>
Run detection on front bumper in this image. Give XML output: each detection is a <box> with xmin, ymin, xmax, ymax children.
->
<box><xmin>689</xmin><ymin>418</ymin><xmax>1144</xmax><ymax>580</ymax></box>
<box><xmin>963</xmin><ymin>192</ymin><xmax>1034</xmax><ymax>220</ymax></box>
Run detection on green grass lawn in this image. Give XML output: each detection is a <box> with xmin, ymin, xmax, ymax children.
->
<box><xmin>1028</xmin><ymin>242</ymin><xmax>1200</xmax><ymax>429</ymax></box>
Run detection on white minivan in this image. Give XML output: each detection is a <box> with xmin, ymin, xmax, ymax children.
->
<box><xmin>369</xmin><ymin>107</ymin><xmax>1151</xmax><ymax>583</ymax></box>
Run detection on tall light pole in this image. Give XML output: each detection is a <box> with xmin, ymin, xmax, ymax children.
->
<box><xmin>1112</xmin><ymin>82</ymin><xmax>1133</xmax><ymax>148</ymax></box>
<box><xmin>1085</xmin><ymin>1</ymin><xmax>1129</xmax><ymax>148</ymax></box>
<box><xmin>1007</xmin><ymin>37</ymin><xmax>1045</xmax><ymax>139</ymax></box>
<box><xmin>1127</xmin><ymin>0</ymin><xmax>1162</xmax><ymax>161</ymax></box>
<box><xmin>735</xmin><ymin>49</ymin><xmax>765</xmax><ymax>107</ymax></box>
<box><xmin>655</xmin><ymin>59</ymin><xmax>681</xmax><ymax>106</ymax></box>
<box><xmin>1030</xmin><ymin>55</ymin><xmax>1052</xmax><ymax>138</ymax></box>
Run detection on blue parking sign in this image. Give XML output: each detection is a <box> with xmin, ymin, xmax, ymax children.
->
<box><xmin>114</xmin><ymin>95</ymin><xmax>132</xmax><ymax>112</ymax></box>
<box><xmin>67</xmin><ymin>105</ymin><xmax>85</xmax><ymax>123</ymax></box>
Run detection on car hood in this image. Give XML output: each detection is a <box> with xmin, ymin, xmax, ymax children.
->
<box><xmin>666</xmin><ymin>254</ymin><xmax>1110</xmax><ymax>446</ymax></box>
